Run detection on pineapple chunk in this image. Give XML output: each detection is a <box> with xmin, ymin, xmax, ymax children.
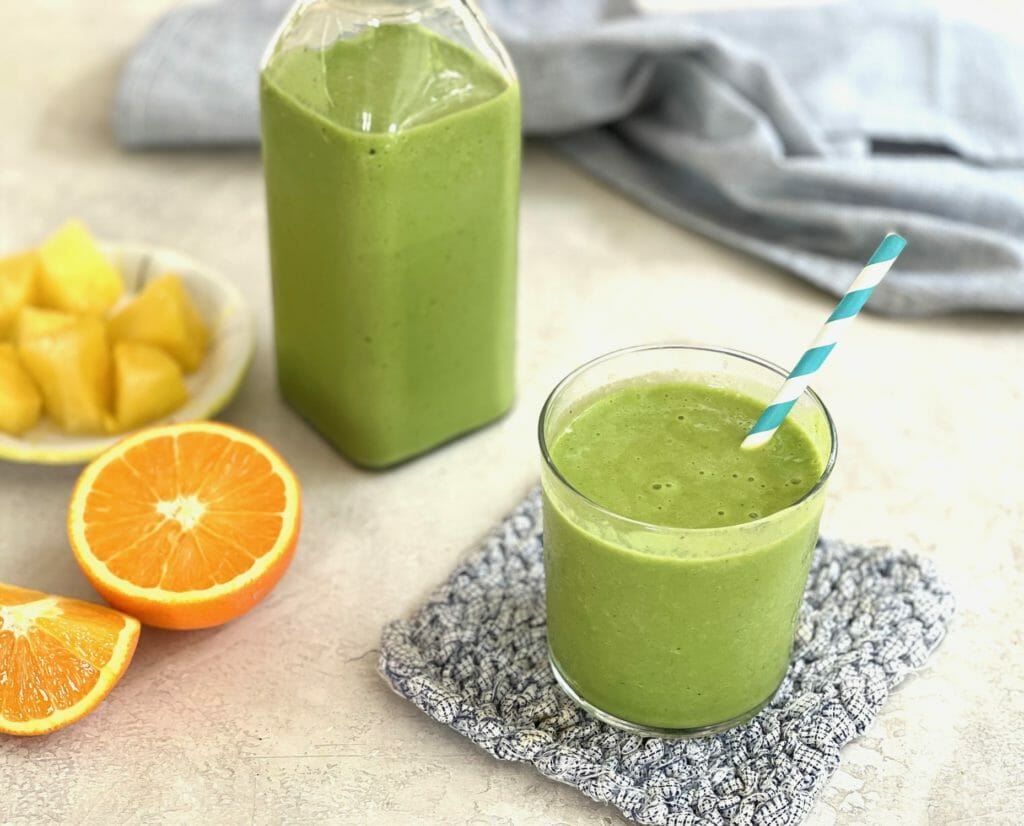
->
<box><xmin>37</xmin><ymin>220</ymin><xmax>123</xmax><ymax>315</ymax></box>
<box><xmin>18</xmin><ymin>317</ymin><xmax>112</xmax><ymax>434</ymax></box>
<box><xmin>0</xmin><ymin>251</ymin><xmax>38</xmax><ymax>339</ymax></box>
<box><xmin>111</xmin><ymin>342</ymin><xmax>188</xmax><ymax>431</ymax></box>
<box><xmin>108</xmin><ymin>274</ymin><xmax>209</xmax><ymax>372</ymax></box>
<box><xmin>0</xmin><ymin>343</ymin><xmax>42</xmax><ymax>435</ymax></box>
<box><xmin>13</xmin><ymin>306</ymin><xmax>77</xmax><ymax>345</ymax></box>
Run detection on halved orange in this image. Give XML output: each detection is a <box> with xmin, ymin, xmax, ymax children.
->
<box><xmin>68</xmin><ymin>421</ymin><xmax>301</xmax><ymax>630</ymax></box>
<box><xmin>0</xmin><ymin>583</ymin><xmax>140</xmax><ymax>736</ymax></box>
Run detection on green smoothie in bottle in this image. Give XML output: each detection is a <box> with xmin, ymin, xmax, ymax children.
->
<box><xmin>260</xmin><ymin>3</ymin><xmax>520</xmax><ymax>468</ymax></box>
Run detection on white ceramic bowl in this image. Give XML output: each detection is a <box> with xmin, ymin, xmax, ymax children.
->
<box><xmin>0</xmin><ymin>242</ymin><xmax>256</xmax><ymax>465</ymax></box>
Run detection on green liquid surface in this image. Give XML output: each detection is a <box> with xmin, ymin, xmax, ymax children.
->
<box><xmin>260</xmin><ymin>24</ymin><xmax>520</xmax><ymax>468</ymax></box>
<box><xmin>550</xmin><ymin>381</ymin><xmax>822</xmax><ymax>531</ymax></box>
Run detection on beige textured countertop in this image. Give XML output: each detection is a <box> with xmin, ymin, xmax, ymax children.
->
<box><xmin>1</xmin><ymin>2</ymin><xmax>1022</xmax><ymax>824</ymax></box>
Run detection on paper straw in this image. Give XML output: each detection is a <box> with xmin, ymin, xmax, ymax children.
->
<box><xmin>741</xmin><ymin>232</ymin><xmax>907</xmax><ymax>450</ymax></box>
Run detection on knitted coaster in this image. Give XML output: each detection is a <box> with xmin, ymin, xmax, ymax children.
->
<box><xmin>379</xmin><ymin>489</ymin><xmax>954</xmax><ymax>826</ymax></box>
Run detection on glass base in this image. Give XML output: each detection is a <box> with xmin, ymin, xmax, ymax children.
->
<box><xmin>549</xmin><ymin>652</ymin><xmax>775</xmax><ymax>739</ymax></box>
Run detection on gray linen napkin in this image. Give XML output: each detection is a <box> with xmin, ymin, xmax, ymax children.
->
<box><xmin>116</xmin><ymin>0</ymin><xmax>1024</xmax><ymax>315</ymax></box>
<box><xmin>379</xmin><ymin>489</ymin><xmax>955</xmax><ymax>826</ymax></box>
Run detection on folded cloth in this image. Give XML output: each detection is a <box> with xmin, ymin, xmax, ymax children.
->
<box><xmin>379</xmin><ymin>489</ymin><xmax>955</xmax><ymax>826</ymax></box>
<box><xmin>116</xmin><ymin>0</ymin><xmax>1024</xmax><ymax>315</ymax></box>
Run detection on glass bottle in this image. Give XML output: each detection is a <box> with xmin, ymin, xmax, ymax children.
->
<box><xmin>260</xmin><ymin>0</ymin><xmax>520</xmax><ymax>468</ymax></box>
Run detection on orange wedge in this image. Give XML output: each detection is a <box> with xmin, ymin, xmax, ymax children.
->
<box><xmin>68</xmin><ymin>421</ymin><xmax>302</xmax><ymax>630</ymax></box>
<box><xmin>0</xmin><ymin>583</ymin><xmax>140</xmax><ymax>736</ymax></box>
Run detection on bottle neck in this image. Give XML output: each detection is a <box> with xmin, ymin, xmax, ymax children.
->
<box><xmin>309</xmin><ymin>0</ymin><xmax>455</xmax><ymax>19</ymax></box>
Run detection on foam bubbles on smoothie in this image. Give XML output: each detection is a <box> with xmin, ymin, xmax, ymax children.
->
<box><xmin>548</xmin><ymin>380</ymin><xmax>824</xmax><ymax>530</ymax></box>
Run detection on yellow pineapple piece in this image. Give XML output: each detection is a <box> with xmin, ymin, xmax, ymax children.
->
<box><xmin>111</xmin><ymin>342</ymin><xmax>188</xmax><ymax>431</ymax></box>
<box><xmin>37</xmin><ymin>220</ymin><xmax>123</xmax><ymax>315</ymax></box>
<box><xmin>0</xmin><ymin>343</ymin><xmax>43</xmax><ymax>435</ymax></box>
<box><xmin>12</xmin><ymin>306</ymin><xmax>77</xmax><ymax>345</ymax></box>
<box><xmin>0</xmin><ymin>251</ymin><xmax>38</xmax><ymax>339</ymax></box>
<box><xmin>18</xmin><ymin>317</ymin><xmax>112</xmax><ymax>434</ymax></box>
<box><xmin>108</xmin><ymin>274</ymin><xmax>209</xmax><ymax>373</ymax></box>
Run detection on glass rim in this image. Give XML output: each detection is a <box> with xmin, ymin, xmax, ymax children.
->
<box><xmin>537</xmin><ymin>343</ymin><xmax>839</xmax><ymax>534</ymax></box>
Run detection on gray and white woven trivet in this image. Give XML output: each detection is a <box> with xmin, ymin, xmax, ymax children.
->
<box><xmin>379</xmin><ymin>489</ymin><xmax>955</xmax><ymax>826</ymax></box>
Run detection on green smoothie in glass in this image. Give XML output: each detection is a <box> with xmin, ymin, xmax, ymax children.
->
<box><xmin>540</xmin><ymin>345</ymin><xmax>836</xmax><ymax>736</ymax></box>
<box><xmin>260</xmin><ymin>6</ymin><xmax>520</xmax><ymax>468</ymax></box>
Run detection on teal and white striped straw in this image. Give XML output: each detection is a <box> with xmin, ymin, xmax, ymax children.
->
<box><xmin>741</xmin><ymin>232</ymin><xmax>907</xmax><ymax>450</ymax></box>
